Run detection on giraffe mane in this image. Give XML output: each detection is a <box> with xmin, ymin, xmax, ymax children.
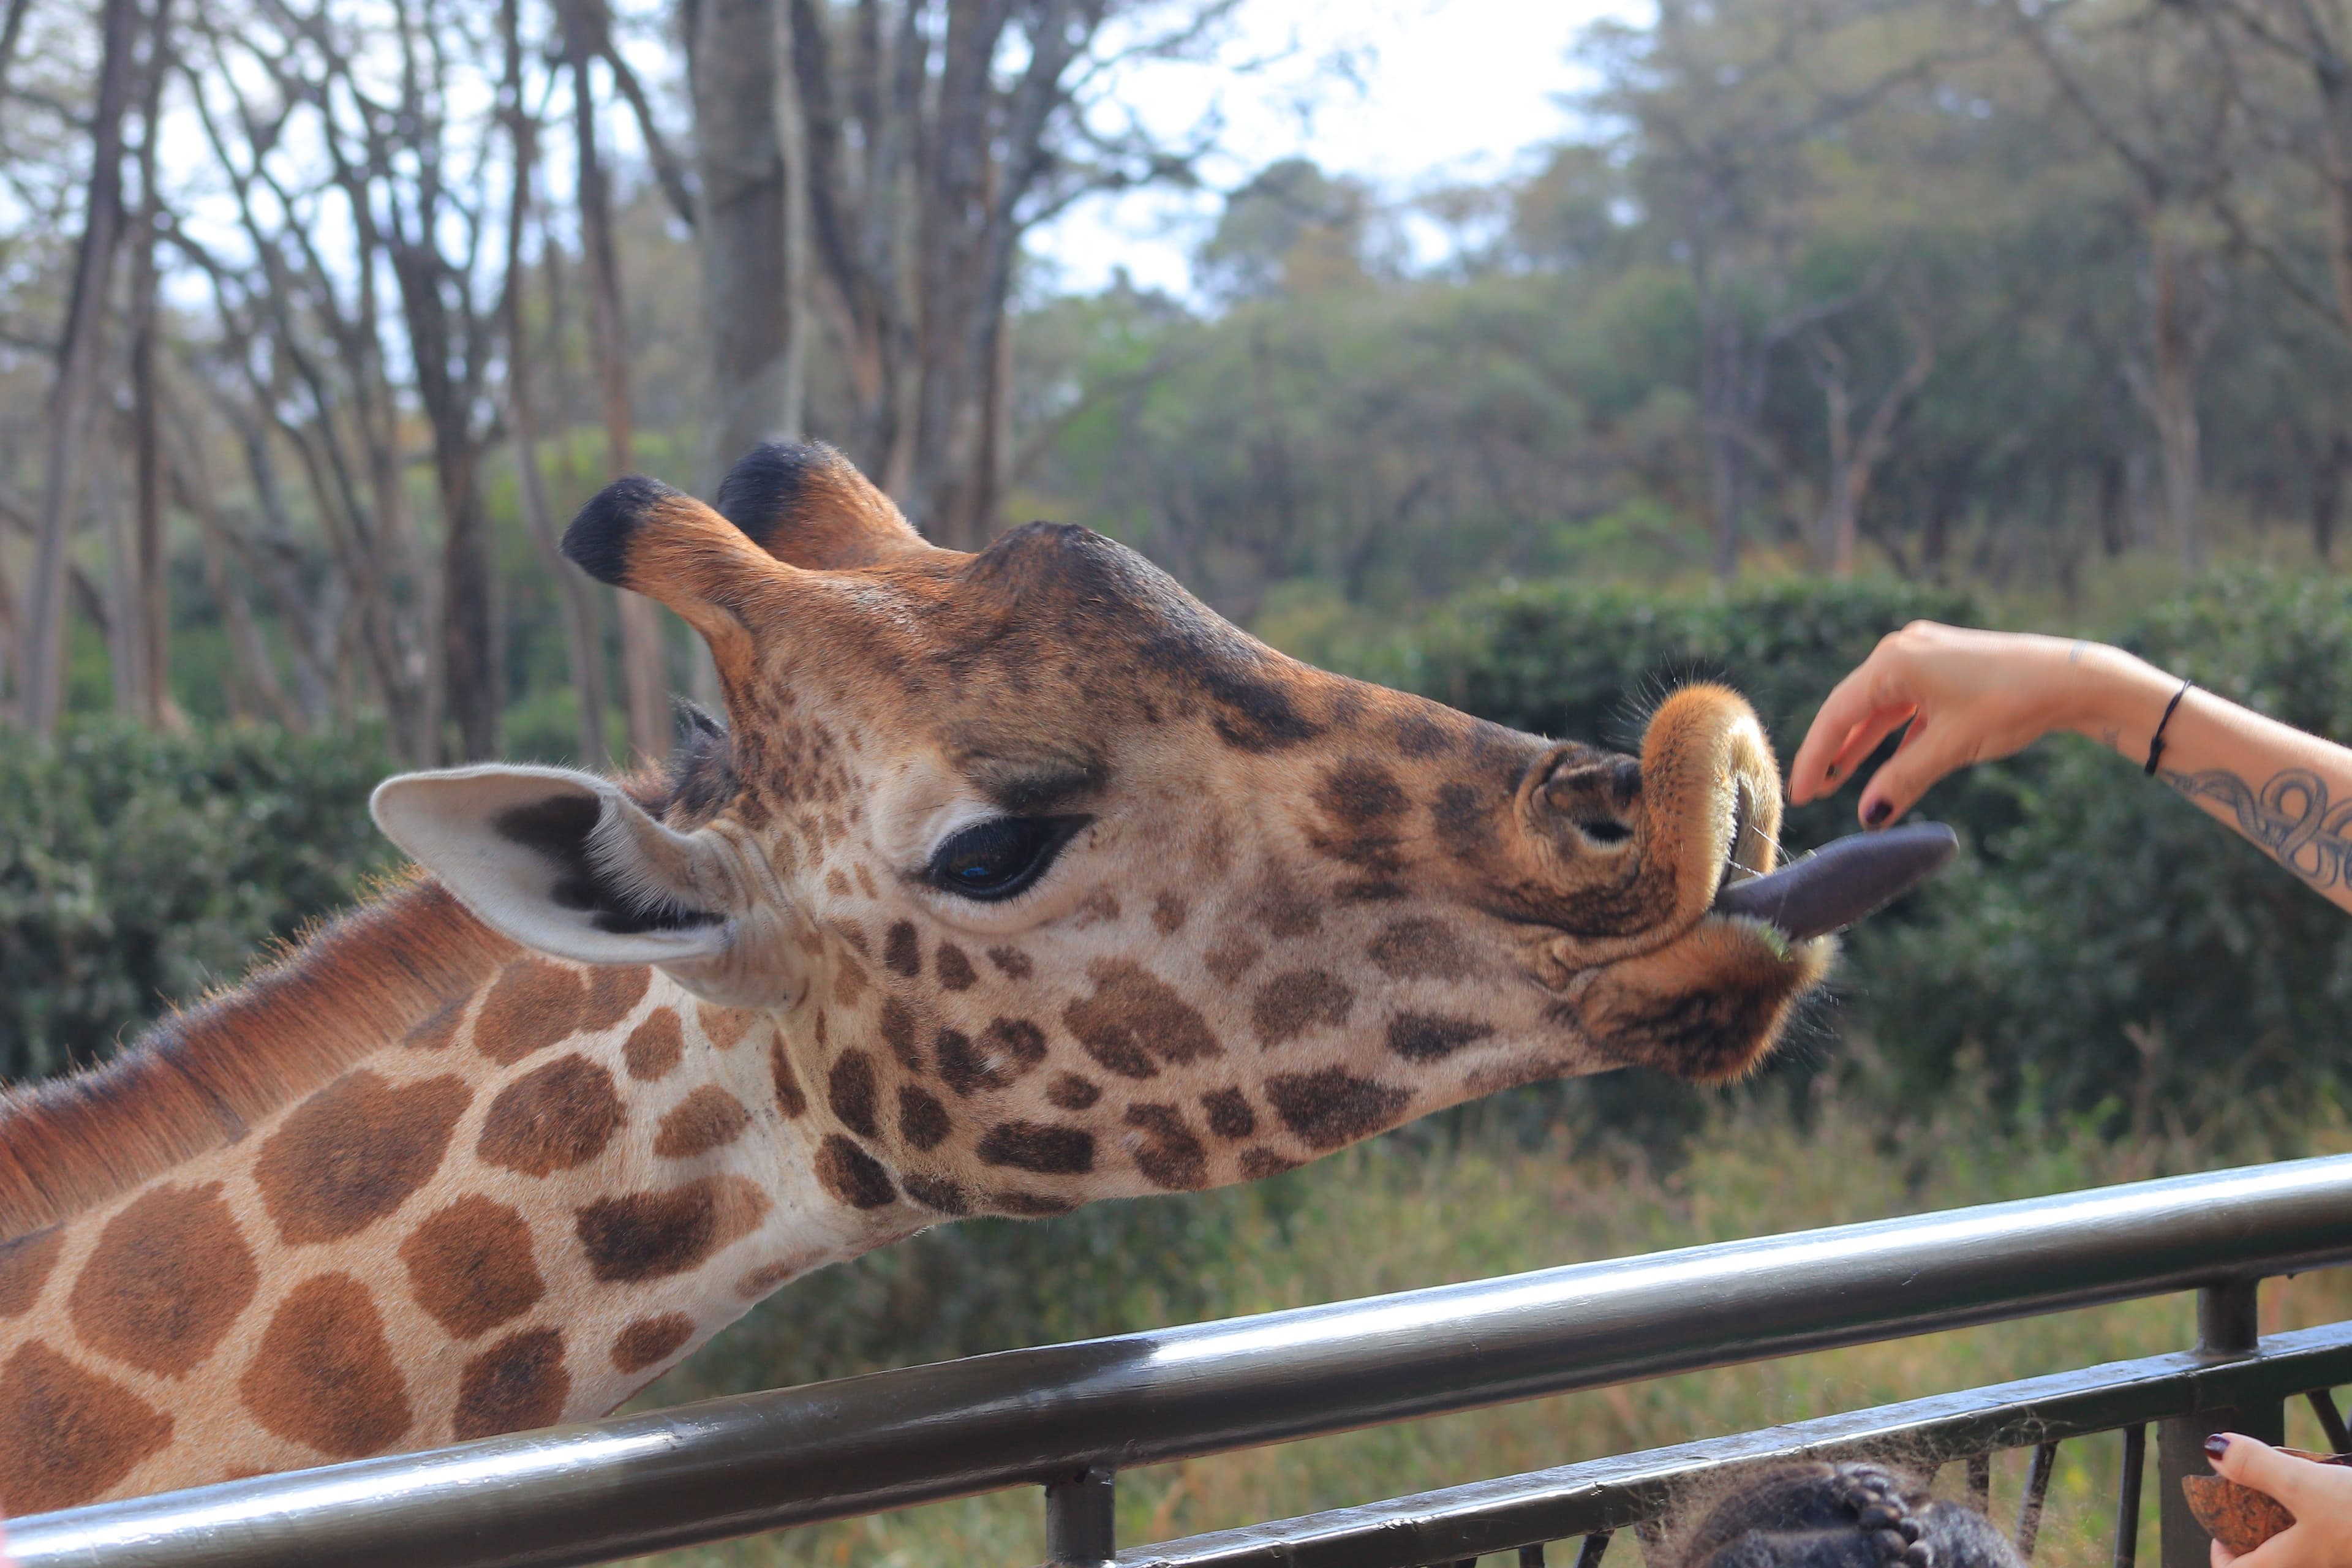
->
<box><xmin>0</xmin><ymin>873</ymin><xmax>515</xmax><ymax>1240</ymax></box>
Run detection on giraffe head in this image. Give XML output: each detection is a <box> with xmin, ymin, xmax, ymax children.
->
<box><xmin>375</xmin><ymin>444</ymin><xmax>1943</xmax><ymax>1216</ymax></box>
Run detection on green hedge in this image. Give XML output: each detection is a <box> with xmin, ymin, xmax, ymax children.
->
<box><xmin>0</xmin><ymin>722</ymin><xmax>398</xmax><ymax>1082</ymax></box>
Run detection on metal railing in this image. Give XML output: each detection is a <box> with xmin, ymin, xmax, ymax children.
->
<box><xmin>17</xmin><ymin>1153</ymin><xmax>2352</xmax><ymax>1568</ymax></box>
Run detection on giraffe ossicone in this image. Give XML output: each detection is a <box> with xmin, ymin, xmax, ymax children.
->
<box><xmin>0</xmin><ymin>442</ymin><xmax>1942</xmax><ymax>1513</ymax></box>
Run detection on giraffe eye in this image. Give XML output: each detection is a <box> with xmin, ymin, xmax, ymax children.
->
<box><xmin>927</xmin><ymin>817</ymin><xmax>1088</xmax><ymax>902</ymax></box>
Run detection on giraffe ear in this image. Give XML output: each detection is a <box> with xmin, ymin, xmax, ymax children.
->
<box><xmin>715</xmin><ymin>442</ymin><xmax>940</xmax><ymax>568</ymax></box>
<box><xmin>371</xmin><ymin>766</ymin><xmax>734</xmax><ymax>967</ymax></box>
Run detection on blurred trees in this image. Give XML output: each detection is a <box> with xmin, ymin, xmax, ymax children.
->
<box><xmin>10</xmin><ymin>0</ymin><xmax>2352</xmax><ymax>748</ymax></box>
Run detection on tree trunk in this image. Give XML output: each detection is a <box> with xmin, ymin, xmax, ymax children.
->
<box><xmin>2140</xmin><ymin>217</ymin><xmax>2211</xmax><ymax>575</ymax></box>
<box><xmin>564</xmin><ymin>9</ymin><xmax>669</xmax><ymax>764</ymax></box>
<box><xmin>126</xmin><ymin>0</ymin><xmax>177</xmax><ymax>730</ymax></box>
<box><xmin>1700</xmin><ymin>306</ymin><xmax>1751</xmax><ymax>581</ymax></box>
<box><xmin>2315</xmin><ymin>434</ymin><xmax>2348</xmax><ymax>564</ymax></box>
<box><xmin>504</xmin><ymin>0</ymin><xmax>611</xmax><ymax>767</ymax></box>
<box><xmin>687</xmin><ymin>0</ymin><xmax>799</xmax><ymax>480</ymax></box>
<box><xmin>22</xmin><ymin>0</ymin><xmax>142</xmax><ymax>734</ymax></box>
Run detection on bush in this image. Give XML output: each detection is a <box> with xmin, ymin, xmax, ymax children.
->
<box><xmin>0</xmin><ymin>722</ymin><xmax>399</xmax><ymax>1080</ymax></box>
<box><xmin>1853</xmin><ymin>575</ymin><xmax>2352</xmax><ymax>1118</ymax></box>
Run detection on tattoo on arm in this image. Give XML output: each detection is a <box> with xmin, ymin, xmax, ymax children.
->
<box><xmin>2160</xmin><ymin>766</ymin><xmax>2352</xmax><ymax>891</ymax></box>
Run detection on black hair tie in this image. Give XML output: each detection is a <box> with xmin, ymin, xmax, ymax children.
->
<box><xmin>2144</xmin><ymin>679</ymin><xmax>2193</xmax><ymax>777</ymax></box>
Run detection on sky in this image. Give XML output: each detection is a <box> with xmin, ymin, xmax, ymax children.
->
<box><xmin>1028</xmin><ymin>0</ymin><xmax>1636</xmax><ymax>298</ymax></box>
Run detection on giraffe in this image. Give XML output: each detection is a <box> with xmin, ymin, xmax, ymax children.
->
<box><xmin>0</xmin><ymin>443</ymin><xmax>1949</xmax><ymax>1515</ymax></box>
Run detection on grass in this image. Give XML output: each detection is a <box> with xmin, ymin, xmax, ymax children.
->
<box><xmin>624</xmin><ymin>1085</ymin><xmax>2352</xmax><ymax>1568</ymax></box>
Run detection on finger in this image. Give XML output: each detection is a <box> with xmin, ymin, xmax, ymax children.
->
<box><xmin>2214</xmin><ymin>1434</ymin><xmax>2329</xmax><ymax>1512</ymax></box>
<box><xmin>1789</xmin><ymin>657</ymin><xmax>1921</xmax><ymax>802</ymax></box>
<box><xmin>1856</xmin><ymin>718</ymin><xmax>1964</xmax><ymax>827</ymax></box>
<box><xmin>2213</xmin><ymin>1540</ymin><xmax>2239</xmax><ymax>1568</ymax></box>
<box><xmin>1819</xmin><ymin>706</ymin><xmax>1918</xmax><ymax>795</ymax></box>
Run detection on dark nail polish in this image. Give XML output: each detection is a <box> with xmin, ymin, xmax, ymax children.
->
<box><xmin>2205</xmin><ymin>1434</ymin><xmax>2232</xmax><ymax>1460</ymax></box>
<box><xmin>1825</xmin><ymin>765</ymin><xmax>1841</xmax><ymax>781</ymax></box>
<box><xmin>1864</xmin><ymin>800</ymin><xmax>1891</xmax><ymax>827</ymax></box>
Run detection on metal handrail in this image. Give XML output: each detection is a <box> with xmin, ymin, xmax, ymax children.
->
<box><xmin>19</xmin><ymin>1153</ymin><xmax>2352</xmax><ymax>1568</ymax></box>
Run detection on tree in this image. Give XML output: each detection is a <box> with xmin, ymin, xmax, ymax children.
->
<box><xmin>21</xmin><ymin>0</ymin><xmax>144</xmax><ymax>735</ymax></box>
<box><xmin>783</xmin><ymin>0</ymin><xmax>1234</xmax><ymax>548</ymax></box>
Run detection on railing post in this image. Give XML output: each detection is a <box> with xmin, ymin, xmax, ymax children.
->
<box><xmin>2158</xmin><ymin>1280</ymin><xmax>2283</xmax><ymax>1568</ymax></box>
<box><xmin>1046</xmin><ymin>1466</ymin><xmax>1117</xmax><ymax>1567</ymax></box>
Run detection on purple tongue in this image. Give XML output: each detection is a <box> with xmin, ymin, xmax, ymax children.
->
<box><xmin>1712</xmin><ymin>822</ymin><xmax>1959</xmax><ymax>941</ymax></box>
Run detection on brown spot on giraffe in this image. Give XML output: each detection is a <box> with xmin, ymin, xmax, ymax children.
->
<box><xmin>898</xmin><ymin>1085</ymin><xmax>951</xmax><ymax>1150</ymax></box>
<box><xmin>254</xmin><ymin>1071</ymin><xmax>470</xmax><ymax>1245</ymax></box>
<box><xmin>984</xmin><ymin>945</ymin><xmax>1033</xmax><ymax>979</ymax></box>
<box><xmin>611</xmin><ymin>1313</ymin><xmax>695</xmax><ymax>1374</ymax></box>
<box><xmin>831</xmin><ymin>956</ymin><xmax>870</xmax><ymax>1005</ymax></box>
<box><xmin>1125</xmin><ymin>1103</ymin><xmax>1209</xmax><ymax>1190</ymax></box>
<box><xmin>1203</xmin><ymin>935</ymin><xmax>1262</xmax><ymax>986</ymax></box>
<box><xmin>1366</xmin><ymin>918</ymin><xmax>1475</xmax><ymax>982</ymax></box>
<box><xmin>880</xmin><ymin>997</ymin><xmax>924</xmax><ymax>1071</ymax></box>
<box><xmin>1251</xmin><ymin>970</ymin><xmax>1354</xmax><ymax>1048</ymax></box>
<box><xmin>655</xmin><ymin>1087</ymin><xmax>753</xmax><ymax>1158</ymax></box>
<box><xmin>1065</xmin><ymin>960</ymin><xmax>1220</xmax><ymax>1080</ymax></box>
<box><xmin>976</xmin><ymin>1120</ymin><xmax>1095</xmax><ymax>1175</ymax></box>
<box><xmin>1248</xmin><ymin>861</ymin><xmax>1322</xmax><ymax>938</ymax></box>
<box><xmin>696</xmin><ymin>1005</ymin><xmax>761</xmax><ymax>1050</ymax></box>
<box><xmin>69</xmin><ymin>1182</ymin><xmax>258</xmax><ymax>1377</ymax></box>
<box><xmin>1150</xmin><ymin>892</ymin><xmax>1189</xmax><ymax>934</ymax></box>
<box><xmin>624</xmin><ymin>1009</ymin><xmax>685</xmax><ymax>1080</ymax></box>
<box><xmin>827</xmin><ymin>1049</ymin><xmax>881</xmax><ymax>1139</ymax></box>
<box><xmin>0</xmin><ymin>1224</ymin><xmax>63</xmax><ymax>1317</ymax></box>
<box><xmin>1386</xmin><ymin>1012</ymin><xmax>1494</xmax><ymax>1063</ymax></box>
<box><xmin>575</xmin><ymin>1175</ymin><xmax>772</xmax><ymax>1283</ymax></box>
<box><xmin>769</xmin><ymin>1030</ymin><xmax>809</xmax><ymax>1117</ymax></box>
<box><xmin>935</xmin><ymin>943</ymin><xmax>978</xmax><ymax>991</ymax></box>
<box><xmin>239</xmin><ymin>1272</ymin><xmax>412</xmax><ymax>1458</ymax></box>
<box><xmin>883</xmin><ymin>921</ymin><xmax>922</xmax><ymax>978</ymax></box>
<box><xmin>1201</xmin><ymin>1088</ymin><xmax>1256</xmax><ymax>1140</ymax></box>
<box><xmin>1264</xmin><ymin>1068</ymin><xmax>1412</xmax><ymax>1151</ymax></box>
<box><xmin>853</xmin><ymin>863</ymin><xmax>878</xmax><ymax>899</ymax></box>
<box><xmin>401</xmin><ymin>1196</ymin><xmax>545</xmax><ymax>1340</ymax></box>
<box><xmin>477</xmin><ymin>1056</ymin><xmax>626</xmax><ymax>1177</ymax></box>
<box><xmin>825</xmin><ymin>869</ymin><xmax>852</xmax><ymax>897</ymax></box>
<box><xmin>992</xmin><ymin>1189</ymin><xmax>1079</xmax><ymax>1217</ymax></box>
<box><xmin>454</xmin><ymin>1327</ymin><xmax>569</xmax><ymax>1439</ymax></box>
<box><xmin>474</xmin><ymin>959</ymin><xmax>587</xmax><ymax>1065</ymax></box>
<box><xmin>901</xmin><ymin>1172</ymin><xmax>971</xmax><ymax>1214</ymax></box>
<box><xmin>1240</xmin><ymin>1147</ymin><xmax>1298</xmax><ymax>1180</ymax></box>
<box><xmin>0</xmin><ymin>1343</ymin><xmax>172</xmax><ymax>1513</ymax></box>
<box><xmin>581</xmin><ymin>966</ymin><xmax>652</xmax><ymax>1031</ymax></box>
<box><xmin>815</xmin><ymin>1134</ymin><xmax>897</xmax><ymax>1209</ymax></box>
<box><xmin>1046</xmin><ymin>1072</ymin><xmax>1102</xmax><ymax>1111</ymax></box>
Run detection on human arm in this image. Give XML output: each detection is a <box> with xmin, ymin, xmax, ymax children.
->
<box><xmin>1787</xmin><ymin>621</ymin><xmax>2352</xmax><ymax>916</ymax></box>
<box><xmin>2204</xmin><ymin>1433</ymin><xmax>2352</xmax><ymax>1568</ymax></box>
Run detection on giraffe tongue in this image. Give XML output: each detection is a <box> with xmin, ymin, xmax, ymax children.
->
<box><xmin>1711</xmin><ymin>823</ymin><xmax>1959</xmax><ymax>942</ymax></box>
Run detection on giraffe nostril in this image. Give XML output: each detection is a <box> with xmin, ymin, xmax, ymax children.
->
<box><xmin>1576</xmin><ymin>818</ymin><xmax>1633</xmax><ymax>847</ymax></box>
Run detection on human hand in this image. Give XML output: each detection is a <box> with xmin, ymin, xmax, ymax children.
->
<box><xmin>2206</xmin><ymin>1433</ymin><xmax>2352</xmax><ymax>1568</ymax></box>
<box><xmin>1787</xmin><ymin>622</ymin><xmax>2164</xmax><ymax>828</ymax></box>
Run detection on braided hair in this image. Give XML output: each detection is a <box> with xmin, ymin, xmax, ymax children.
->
<box><xmin>1671</xmin><ymin>1463</ymin><xmax>2026</xmax><ymax>1568</ymax></box>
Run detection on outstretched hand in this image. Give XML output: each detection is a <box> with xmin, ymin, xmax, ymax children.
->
<box><xmin>2206</xmin><ymin>1434</ymin><xmax>2352</xmax><ymax>1568</ymax></box>
<box><xmin>1787</xmin><ymin>622</ymin><xmax>2128</xmax><ymax>828</ymax></box>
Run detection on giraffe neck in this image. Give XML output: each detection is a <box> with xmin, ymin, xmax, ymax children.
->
<box><xmin>0</xmin><ymin>881</ymin><xmax>905</xmax><ymax>1512</ymax></box>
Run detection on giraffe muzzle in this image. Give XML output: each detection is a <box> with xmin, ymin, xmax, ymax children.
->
<box><xmin>1709</xmin><ymin>821</ymin><xmax>1958</xmax><ymax>942</ymax></box>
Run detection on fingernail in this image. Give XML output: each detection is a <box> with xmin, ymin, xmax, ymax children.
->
<box><xmin>1864</xmin><ymin>799</ymin><xmax>1891</xmax><ymax>827</ymax></box>
<box><xmin>2205</xmin><ymin>1434</ymin><xmax>2232</xmax><ymax>1460</ymax></box>
<box><xmin>1825</xmin><ymin>764</ymin><xmax>1841</xmax><ymax>781</ymax></box>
